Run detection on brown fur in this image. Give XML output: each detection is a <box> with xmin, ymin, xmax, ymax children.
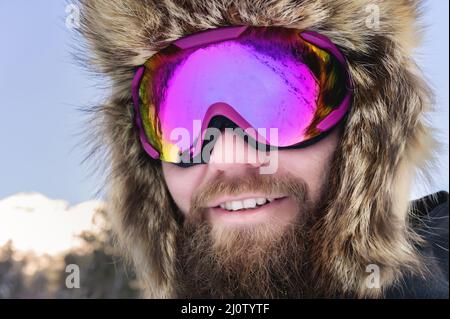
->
<box><xmin>77</xmin><ymin>0</ymin><xmax>438</xmax><ymax>298</ymax></box>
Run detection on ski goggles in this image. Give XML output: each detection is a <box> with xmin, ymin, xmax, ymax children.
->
<box><xmin>132</xmin><ymin>26</ymin><xmax>352</xmax><ymax>166</ymax></box>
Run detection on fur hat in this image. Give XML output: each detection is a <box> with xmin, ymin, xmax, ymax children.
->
<box><xmin>78</xmin><ymin>0</ymin><xmax>438</xmax><ymax>298</ymax></box>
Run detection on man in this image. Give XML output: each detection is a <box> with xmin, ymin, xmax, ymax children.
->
<box><xmin>78</xmin><ymin>0</ymin><xmax>448</xmax><ymax>298</ymax></box>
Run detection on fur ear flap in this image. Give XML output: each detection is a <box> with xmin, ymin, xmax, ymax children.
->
<box><xmin>92</xmin><ymin>96</ymin><xmax>179</xmax><ymax>298</ymax></box>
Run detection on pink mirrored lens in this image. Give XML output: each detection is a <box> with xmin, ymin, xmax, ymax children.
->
<box><xmin>160</xmin><ymin>40</ymin><xmax>320</xmax><ymax>147</ymax></box>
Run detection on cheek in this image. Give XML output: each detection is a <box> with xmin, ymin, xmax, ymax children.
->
<box><xmin>162</xmin><ymin>163</ymin><xmax>206</xmax><ymax>214</ymax></box>
<box><xmin>278</xmin><ymin>131</ymin><xmax>339</xmax><ymax>201</ymax></box>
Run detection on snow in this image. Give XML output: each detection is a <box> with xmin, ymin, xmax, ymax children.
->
<box><xmin>0</xmin><ymin>193</ymin><xmax>105</xmax><ymax>256</ymax></box>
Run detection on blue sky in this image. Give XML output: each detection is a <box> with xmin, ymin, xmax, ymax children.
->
<box><xmin>0</xmin><ymin>1</ymin><xmax>448</xmax><ymax>204</ymax></box>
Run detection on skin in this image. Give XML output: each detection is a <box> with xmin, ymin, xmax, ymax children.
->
<box><xmin>162</xmin><ymin>127</ymin><xmax>341</xmax><ymax>230</ymax></box>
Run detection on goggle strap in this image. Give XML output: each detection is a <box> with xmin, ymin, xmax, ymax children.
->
<box><xmin>174</xmin><ymin>26</ymin><xmax>248</xmax><ymax>50</ymax></box>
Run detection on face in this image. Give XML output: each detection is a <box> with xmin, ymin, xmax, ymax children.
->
<box><xmin>162</xmin><ymin>126</ymin><xmax>341</xmax><ymax>298</ymax></box>
<box><xmin>154</xmin><ymin>27</ymin><xmax>348</xmax><ymax>298</ymax></box>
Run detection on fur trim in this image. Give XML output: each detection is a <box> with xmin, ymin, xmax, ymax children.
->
<box><xmin>77</xmin><ymin>0</ymin><xmax>437</xmax><ymax>298</ymax></box>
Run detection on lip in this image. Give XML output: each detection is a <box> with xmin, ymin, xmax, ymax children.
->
<box><xmin>208</xmin><ymin>193</ymin><xmax>287</xmax><ymax>208</ymax></box>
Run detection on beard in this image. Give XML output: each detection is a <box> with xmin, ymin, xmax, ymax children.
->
<box><xmin>173</xmin><ymin>172</ymin><xmax>327</xmax><ymax>298</ymax></box>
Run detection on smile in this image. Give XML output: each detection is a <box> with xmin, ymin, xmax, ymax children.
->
<box><xmin>211</xmin><ymin>195</ymin><xmax>286</xmax><ymax>213</ymax></box>
<box><xmin>206</xmin><ymin>194</ymin><xmax>297</xmax><ymax>226</ymax></box>
<box><xmin>217</xmin><ymin>197</ymin><xmax>274</xmax><ymax>211</ymax></box>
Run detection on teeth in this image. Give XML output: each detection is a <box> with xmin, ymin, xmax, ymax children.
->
<box><xmin>231</xmin><ymin>201</ymin><xmax>243</xmax><ymax>211</ymax></box>
<box><xmin>243</xmin><ymin>198</ymin><xmax>257</xmax><ymax>209</ymax></box>
<box><xmin>256</xmin><ymin>197</ymin><xmax>267</xmax><ymax>205</ymax></box>
<box><xmin>219</xmin><ymin>197</ymin><xmax>273</xmax><ymax>212</ymax></box>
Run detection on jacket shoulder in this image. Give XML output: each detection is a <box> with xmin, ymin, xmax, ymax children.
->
<box><xmin>387</xmin><ymin>191</ymin><xmax>449</xmax><ymax>298</ymax></box>
<box><xmin>410</xmin><ymin>191</ymin><xmax>449</xmax><ymax>217</ymax></box>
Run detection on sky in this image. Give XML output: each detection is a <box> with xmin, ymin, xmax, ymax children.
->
<box><xmin>0</xmin><ymin>1</ymin><xmax>448</xmax><ymax>204</ymax></box>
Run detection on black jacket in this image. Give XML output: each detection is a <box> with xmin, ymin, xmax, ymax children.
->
<box><xmin>386</xmin><ymin>191</ymin><xmax>449</xmax><ymax>298</ymax></box>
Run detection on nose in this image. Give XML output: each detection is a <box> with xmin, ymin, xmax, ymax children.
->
<box><xmin>207</xmin><ymin>128</ymin><xmax>269</xmax><ymax>173</ymax></box>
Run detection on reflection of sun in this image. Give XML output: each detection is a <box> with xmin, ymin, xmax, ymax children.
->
<box><xmin>0</xmin><ymin>193</ymin><xmax>105</xmax><ymax>256</ymax></box>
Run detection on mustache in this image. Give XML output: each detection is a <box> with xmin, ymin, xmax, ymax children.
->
<box><xmin>189</xmin><ymin>172</ymin><xmax>310</xmax><ymax>221</ymax></box>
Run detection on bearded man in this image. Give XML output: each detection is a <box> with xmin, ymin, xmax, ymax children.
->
<box><xmin>78</xmin><ymin>0</ymin><xmax>448</xmax><ymax>298</ymax></box>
